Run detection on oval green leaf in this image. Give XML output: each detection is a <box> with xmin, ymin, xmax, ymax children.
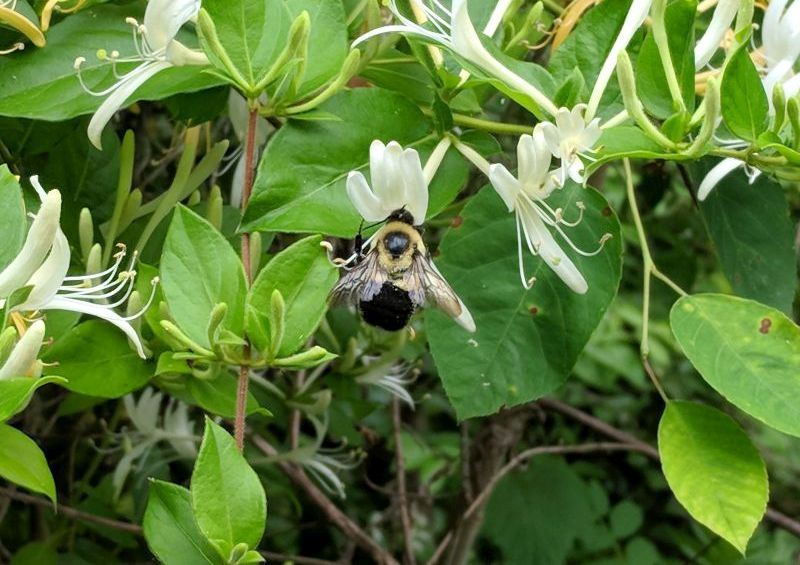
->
<box><xmin>161</xmin><ymin>206</ymin><xmax>248</xmax><ymax>348</ymax></box>
<box><xmin>670</xmin><ymin>294</ymin><xmax>800</xmax><ymax>437</ymax></box>
<box><xmin>42</xmin><ymin>321</ymin><xmax>151</xmax><ymax>398</ymax></box>
<box><xmin>144</xmin><ymin>480</ymin><xmax>223</xmax><ymax>565</ymax></box>
<box><xmin>658</xmin><ymin>401</ymin><xmax>768</xmax><ymax>553</ymax></box>
<box><xmin>191</xmin><ymin>419</ymin><xmax>267</xmax><ymax>548</ymax></box>
<box><xmin>426</xmin><ymin>183</ymin><xmax>622</xmax><ymax>419</ymax></box>
<box><xmin>721</xmin><ymin>43</ymin><xmax>769</xmax><ymax>142</ymax></box>
<box><xmin>0</xmin><ymin>423</ymin><xmax>56</xmax><ymax>504</ymax></box>
<box><xmin>0</xmin><ymin>377</ymin><xmax>67</xmax><ymax>422</ymax></box>
<box><xmin>247</xmin><ymin>235</ymin><xmax>337</xmax><ymax>357</ymax></box>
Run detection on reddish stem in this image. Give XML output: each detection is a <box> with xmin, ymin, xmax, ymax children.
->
<box><xmin>234</xmin><ymin>106</ymin><xmax>260</xmax><ymax>452</ymax></box>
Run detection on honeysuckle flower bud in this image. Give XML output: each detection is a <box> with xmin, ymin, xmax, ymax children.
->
<box><xmin>75</xmin><ymin>0</ymin><xmax>208</xmax><ymax>149</ymax></box>
<box><xmin>694</xmin><ymin>0</ymin><xmax>738</xmax><ymax>68</ymax></box>
<box><xmin>487</xmin><ymin>130</ymin><xmax>607</xmax><ymax>293</ymax></box>
<box><xmin>0</xmin><ymin>177</ymin><xmax>156</xmax><ymax>358</ymax></box>
<box><xmin>346</xmin><ymin>140</ymin><xmax>429</xmax><ymax>226</ymax></box>
<box><xmin>0</xmin><ymin>320</ymin><xmax>46</xmax><ymax>380</ymax></box>
<box><xmin>353</xmin><ymin>0</ymin><xmax>558</xmax><ymax>117</ymax></box>
<box><xmin>538</xmin><ymin>105</ymin><xmax>602</xmax><ymax>185</ymax></box>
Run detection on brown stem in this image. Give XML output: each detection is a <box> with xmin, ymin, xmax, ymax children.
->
<box><xmin>251</xmin><ymin>435</ymin><xmax>400</xmax><ymax>565</ymax></box>
<box><xmin>234</xmin><ymin>105</ymin><xmax>261</xmax><ymax>452</ymax></box>
<box><xmin>427</xmin><ymin>442</ymin><xmax>644</xmax><ymax>565</ymax></box>
<box><xmin>0</xmin><ymin>487</ymin><xmax>143</xmax><ymax>535</ymax></box>
<box><xmin>539</xmin><ymin>398</ymin><xmax>800</xmax><ymax>538</ymax></box>
<box><xmin>393</xmin><ymin>399</ymin><xmax>415</xmax><ymax>565</ymax></box>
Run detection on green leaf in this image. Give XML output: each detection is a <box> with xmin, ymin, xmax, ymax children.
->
<box><xmin>695</xmin><ymin>162</ymin><xmax>796</xmax><ymax>312</ymax></box>
<box><xmin>161</xmin><ymin>206</ymin><xmax>248</xmax><ymax>348</ymax></box>
<box><xmin>286</xmin><ymin>0</ymin><xmax>348</xmax><ymax>96</ymax></box>
<box><xmin>658</xmin><ymin>401</ymin><xmax>768</xmax><ymax>553</ymax></box>
<box><xmin>0</xmin><ymin>165</ymin><xmax>26</xmax><ymax>271</ymax></box>
<box><xmin>0</xmin><ymin>377</ymin><xmax>67</xmax><ymax>422</ymax></box>
<box><xmin>635</xmin><ymin>0</ymin><xmax>697</xmax><ymax>119</ymax></box>
<box><xmin>9</xmin><ymin>542</ymin><xmax>58</xmax><ymax>565</ymax></box>
<box><xmin>191</xmin><ymin>419</ymin><xmax>267</xmax><ymax>548</ymax></box>
<box><xmin>670</xmin><ymin>294</ymin><xmax>800</xmax><ymax>437</ymax></box>
<box><xmin>248</xmin><ymin>235</ymin><xmax>337</xmax><ymax>357</ymax></box>
<box><xmin>200</xmin><ymin>0</ymin><xmax>291</xmax><ymax>88</ymax></box>
<box><xmin>721</xmin><ymin>43</ymin><xmax>769</xmax><ymax>142</ymax></box>
<box><xmin>482</xmin><ymin>456</ymin><xmax>595</xmax><ymax>564</ymax></box>
<box><xmin>426</xmin><ymin>183</ymin><xmax>622</xmax><ymax>419</ymax></box>
<box><xmin>242</xmin><ymin>88</ymin><xmax>472</xmax><ymax>237</ymax></box>
<box><xmin>143</xmin><ymin>480</ymin><xmax>223</xmax><ymax>565</ymax></box>
<box><xmin>42</xmin><ymin>321</ymin><xmax>151</xmax><ymax>398</ymax></box>
<box><xmin>0</xmin><ymin>5</ymin><xmax>222</xmax><ymax>121</ymax></box>
<box><xmin>0</xmin><ymin>423</ymin><xmax>56</xmax><ymax>504</ymax></box>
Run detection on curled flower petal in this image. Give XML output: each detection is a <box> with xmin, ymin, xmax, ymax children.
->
<box><xmin>87</xmin><ymin>60</ymin><xmax>171</xmax><ymax>149</ymax></box>
<box><xmin>694</xmin><ymin>0</ymin><xmax>738</xmax><ymax>68</ymax></box>
<box><xmin>0</xmin><ymin>320</ymin><xmax>46</xmax><ymax>380</ymax></box>
<box><xmin>697</xmin><ymin>158</ymin><xmax>743</xmax><ymax>200</ymax></box>
<box><xmin>143</xmin><ymin>0</ymin><xmax>200</xmax><ymax>52</ymax></box>
<box><xmin>17</xmin><ymin>229</ymin><xmax>71</xmax><ymax>311</ymax></box>
<box><xmin>42</xmin><ymin>295</ymin><xmax>146</xmax><ymax>358</ymax></box>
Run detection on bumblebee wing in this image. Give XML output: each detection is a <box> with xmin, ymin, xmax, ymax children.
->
<box><xmin>405</xmin><ymin>253</ymin><xmax>462</xmax><ymax>319</ymax></box>
<box><xmin>329</xmin><ymin>251</ymin><xmax>387</xmax><ymax>306</ymax></box>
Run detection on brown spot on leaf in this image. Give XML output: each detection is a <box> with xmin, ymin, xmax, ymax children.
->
<box><xmin>601</xmin><ymin>207</ymin><xmax>612</xmax><ymax>217</ymax></box>
<box><xmin>759</xmin><ymin>318</ymin><xmax>772</xmax><ymax>334</ymax></box>
<box><xmin>451</xmin><ymin>216</ymin><xmax>463</xmax><ymax>228</ymax></box>
<box><xmin>529</xmin><ymin>306</ymin><xmax>539</xmax><ymax>316</ymax></box>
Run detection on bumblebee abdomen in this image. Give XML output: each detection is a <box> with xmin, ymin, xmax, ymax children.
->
<box><xmin>359</xmin><ymin>282</ymin><xmax>415</xmax><ymax>331</ymax></box>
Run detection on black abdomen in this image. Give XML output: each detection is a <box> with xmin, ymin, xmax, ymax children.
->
<box><xmin>359</xmin><ymin>282</ymin><xmax>414</xmax><ymax>331</ymax></box>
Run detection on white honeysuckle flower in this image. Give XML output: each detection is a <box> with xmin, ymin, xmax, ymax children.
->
<box><xmin>697</xmin><ymin>157</ymin><xmax>762</xmax><ymax>200</ymax></box>
<box><xmin>346</xmin><ymin>140</ymin><xmax>428</xmax><ymax>225</ymax></box>
<box><xmin>123</xmin><ymin>387</ymin><xmax>162</xmax><ymax>436</ymax></box>
<box><xmin>75</xmin><ymin>0</ymin><xmax>208</xmax><ymax>149</ymax></box>
<box><xmin>354</xmin><ymin>0</ymin><xmax>558</xmax><ymax>117</ymax></box>
<box><xmin>538</xmin><ymin>105</ymin><xmax>602</xmax><ymax>185</ymax></box>
<box><xmin>488</xmin><ymin>130</ymin><xmax>605</xmax><ymax>293</ymax></box>
<box><xmin>356</xmin><ymin>359</ymin><xmax>415</xmax><ymax>408</ymax></box>
<box><xmin>586</xmin><ymin>0</ymin><xmax>653</xmax><ymax>120</ymax></box>
<box><xmin>124</xmin><ymin>389</ymin><xmax>198</xmax><ymax>458</ymax></box>
<box><xmin>0</xmin><ymin>177</ymin><xmax>156</xmax><ymax>358</ymax></box>
<box><xmin>303</xmin><ymin>449</ymin><xmax>360</xmax><ymax>500</ymax></box>
<box><xmin>694</xmin><ymin>0</ymin><xmax>739</xmax><ymax>68</ymax></box>
<box><xmin>761</xmin><ymin>0</ymin><xmax>800</xmax><ymax>99</ymax></box>
<box><xmin>0</xmin><ymin>320</ymin><xmax>46</xmax><ymax>380</ymax></box>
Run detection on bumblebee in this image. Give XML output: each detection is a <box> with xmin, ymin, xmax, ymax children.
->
<box><xmin>329</xmin><ymin>210</ymin><xmax>468</xmax><ymax>331</ymax></box>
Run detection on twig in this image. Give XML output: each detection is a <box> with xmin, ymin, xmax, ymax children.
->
<box><xmin>235</xmin><ymin>103</ymin><xmax>261</xmax><ymax>452</ymax></box>
<box><xmin>393</xmin><ymin>399</ymin><xmax>416</xmax><ymax>565</ymax></box>
<box><xmin>539</xmin><ymin>398</ymin><xmax>800</xmax><ymax>538</ymax></box>
<box><xmin>460</xmin><ymin>423</ymin><xmax>473</xmax><ymax>503</ymax></box>
<box><xmin>261</xmin><ymin>550</ymin><xmax>339</xmax><ymax>565</ymax></box>
<box><xmin>0</xmin><ymin>487</ymin><xmax>143</xmax><ymax>535</ymax></box>
<box><xmin>426</xmin><ymin>442</ymin><xmax>644</xmax><ymax>565</ymax></box>
<box><xmin>251</xmin><ymin>435</ymin><xmax>400</xmax><ymax>565</ymax></box>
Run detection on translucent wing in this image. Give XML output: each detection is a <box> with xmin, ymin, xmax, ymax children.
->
<box><xmin>328</xmin><ymin>250</ymin><xmax>387</xmax><ymax>306</ymax></box>
<box><xmin>404</xmin><ymin>253</ymin><xmax>462</xmax><ymax>319</ymax></box>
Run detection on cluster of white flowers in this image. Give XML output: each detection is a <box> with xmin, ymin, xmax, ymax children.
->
<box><xmin>695</xmin><ymin>0</ymin><xmax>800</xmax><ymax>199</ymax></box>
<box><xmin>0</xmin><ymin>177</ymin><xmax>156</xmax><ymax>379</ymax></box>
<box><xmin>348</xmin><ymin>0</ymin><xmax>645</xmax><ymax>295</ymax></box>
